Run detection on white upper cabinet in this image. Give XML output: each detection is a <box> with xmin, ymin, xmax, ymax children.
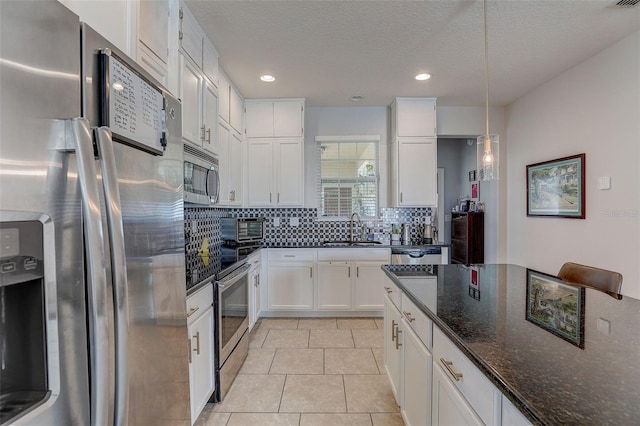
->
<box><xmin>218</xmin><ymin>72</ymin><xmax>231</xmax><ymax>124</ymax></box>
<box><xmin>179</xmin><ymin>1</ymin><xmax>204</xmax><ymax>66</ymax></box>
<box><xmin>229</xmin><ymin>86</ymin><xmax>244</xmax><ymax>134</ymax></box>
<box><xmin>202</xmin><ymin>38</ymin><xmax>219</xmax><ymax>87</ymax></box>
<box><xmin>390</xmin><ymin>97</ymin><xmax>438</xmax><ymax>207</ymax></box>
<box><xmin>179</xmin><ymin>54</ymin><xmax>218</xmax><ymax>155</ymax></box>
<box><xmin>138</xmin><ymin>0</ymin><xmax>169</xmax><ymax>62</ymax></box>
<box><xmin>218</xmin><ymin>123</ymin><xmax>243</xmax><ymax>206</ymax></box>
<box><xmin>245</xmin><ymin>99</ymin><xmax>304</xmax><ymax>138</ymax></box>
<box><xmin>393</xmin><ymin>97</ymin><xmax>437</xmax><ymax>137</ymax></box>
<box><xmin>60</xmin><ymin>0</ymin><xmax>136</xmax><ymax>56</ymax></box>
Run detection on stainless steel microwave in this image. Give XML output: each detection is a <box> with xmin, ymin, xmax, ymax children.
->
<box><xmin>184</xmin><ymin>144</ymin><xmax>219</xmax><ymax>205</ymax></box>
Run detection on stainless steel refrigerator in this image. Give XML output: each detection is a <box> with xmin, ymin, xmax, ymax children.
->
<box><xmin>0</xmin><ymin>1</ymin><xmax>190</xmax><ymax>425</ymax></box>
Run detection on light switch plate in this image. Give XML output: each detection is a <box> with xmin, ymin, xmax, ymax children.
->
<box><xmin>290</xmin><ymin>217</ymin><xmax>299</xmax><ymax>227</ymax></box>
<box><xmin>597</xmin><ymin>176</ymin><xmax>611</xmax><ymax>190</ymax></box>
<box><xmin>597</xmin><ymin>318</ymin><xmax>610</xmax><ymax>334</ymax></box>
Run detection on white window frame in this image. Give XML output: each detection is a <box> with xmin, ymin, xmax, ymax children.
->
<box><xmin>316</xmin><ymin>135</ymin><xmax>380</xmax><ymax>220</ymax></box>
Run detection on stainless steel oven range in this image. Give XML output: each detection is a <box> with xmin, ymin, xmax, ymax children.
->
<box><xmin>214</xmin><ymin>261</ymin><xmax>250</xmax><ymax>401</ymax></box>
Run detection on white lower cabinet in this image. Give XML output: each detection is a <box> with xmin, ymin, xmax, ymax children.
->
<box><xmin>383</xmin><ymin>294</ymin><xmax>403</xmax><ymax>403</ymax></box>
<box><xmin>317</xmin><ymin>261</ymin><xmax>352</xmax><ymax>310</ymax></box>
<box><xmin>247</xmin><ymin>251</ymin><xmax>262</xmax><ymax>330</ymax></box>
<box><xmin>266</xmin><ymin>249</ymin><xmax>315</xmax><ymax>311</ymax></box>
<box><xmin>354</xmin><ymin>261</ymin><xmax>389</xmax><ymax>310</ymax></box>
<box><xmin>402</xmin><ymin>318</ymin><xmax>433</xmax><ymax>426</ymax></box>
<box><xmin>186</xmin><ymin>284</ymin><xmax>215</xmax><ymax>424</ymax></box>
<box><xmin>432</xmin><ymin>364</ymin><xmax>483</xmax><ymax>426</ymax></box>
<box><xmin>383</xmin><ymin>280</ymin><xmax>530</xmax><ymax>426</ymax></box>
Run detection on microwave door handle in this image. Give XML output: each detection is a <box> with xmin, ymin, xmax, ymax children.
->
<box><xmin>95</xmin><ymin>126</ymin><xmax>130</xmax><ymax>426</ymax></box>
<box><xmin>207</xmin><ymin>166</ymin><xmax>219</xmax><ymax>204</ymax></box>
<box><xmin>67</xmin><ymin>118</ymin><xmax>110</xmax><ymax>426</ymax></box>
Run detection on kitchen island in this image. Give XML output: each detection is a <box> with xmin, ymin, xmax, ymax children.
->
<box><xmin>382</xmin><ymin>264</ymin><xmax>640</xmax><ymax>425</ymax></box>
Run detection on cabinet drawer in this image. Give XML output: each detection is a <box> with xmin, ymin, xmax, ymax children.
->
<box><xmin>383</xmin><ymin>280</ymin><xmax>401</xmax><ymax>309</ymax></box>
<box><xmin>187</xmin><ymin>283</ymin><xmax>213</xmax><ymax>323</ymax></box>
<box><xmin>433</xmin><ymin>327</ymin><xmax>500</xmax><ymax>425</ymax></box>
<box><xmin>401</xmin><ymin>293</ymin><xmax>432</xmax><ymax>350</ymax></box>
<box><xmin>268</xmin><ymin>248</ymin><xmax>315</xmax><ymax>262</ymax></box>
<box><xmin>317</xmin><ymin>247</ymin><xmax>389</xmax><ymax>262</ymax></box>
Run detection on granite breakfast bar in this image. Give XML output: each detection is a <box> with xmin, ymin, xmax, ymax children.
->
<box><xmin>382</xmin><ymin>264</ymin><xmax>640</xmax><ymax>425</ymax></box>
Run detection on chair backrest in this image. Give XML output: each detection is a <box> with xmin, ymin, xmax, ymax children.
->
<box><xmin>558</xmin><ymin>262</ymin><xmax>623</xmax><ymax>298</ymax></box>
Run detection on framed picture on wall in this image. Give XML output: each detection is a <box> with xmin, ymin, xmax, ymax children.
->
<box><xmin>526</xmin><ymin>154</ymin><xmax>585</xmax><ymax>218</ymax></box>
<box><xmin>470</xmin><ymin>181</ymin><xmax>479</xmax><ymax>201</ymax></box>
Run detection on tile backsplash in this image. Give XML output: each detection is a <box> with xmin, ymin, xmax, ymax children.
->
<box><xmin>184</xmin><ymin>206</ymin><xmax>432</xmax><ymax>289</ymax></box>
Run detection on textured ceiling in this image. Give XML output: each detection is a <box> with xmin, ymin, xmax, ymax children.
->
<box><xmin>186</xmin><ymin>0</ymin><xmax>640</xmax><ymax>107</ymax></box>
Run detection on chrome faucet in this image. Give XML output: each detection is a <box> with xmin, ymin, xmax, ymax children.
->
<box><xmin>350</xmin><ymin>212</ymin><xmax>362</xmax><ymax>242</ymax></box>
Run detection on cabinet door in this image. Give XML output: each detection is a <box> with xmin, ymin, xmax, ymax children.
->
<box><xmin>180</xmin><ymin>55</ymin><xmax>203</xmax><ymax>147</ymax></box>
<box><xmin>275</xmin><ymin>139</ymin><xmax>304</xmax><ymax>206</ymax></box>
<box><xmin>202</xmin><ymin>81</ymin><xmax>218</xmax><ymax>155</ymax></box>
<box><xmin>432</xmin><ymin>364</ymin><xmax>483</xmax><ymax>426</ymax></box>
<box><xmin>138</xmin><ymin>0</ymin><xmax>169</xmax><ymax>63</ymax></box>
<box><xmin>218</xmin><ymin>73</ymin><xmax>231</xmax><ymax>124</ymax></box>
<box><xmin>229</xmin><ymin>131</ymin><xmax>243</xmax><ymax>205</ymax></box>
<box><xmin>274</xmin><ymin>100</ymin><xmax>303</xmax><ymax>137</ymax></box>
<box><xmin>245</xmin><ymin>101</ymin><xmax>274</xmax><ymax>138</ymax></box>
<box><xmin>137</xmin><ymin>41</ymin><xmax>168</xmax><ymax>88</ymax></box>
<box><xmin>502</xmin><ymin>395</ymin><xmax>532</xmax><ymax>426</ymax></box>
<box><xmin>248</xmin><ymin>268</ymin><xmax>258</xmax><ymax>330</ymax></box>
<box><xmin>402</xmin><ymin>321</ymin><xmax>432</xmax><ymax>426</ymax></box>
<box><xmin>60</xmin><ymin>0</ymin><xmax>133</xmax><ymax>56</ymax></box>
<box><xmin>397</xmin><ymin>139</ymin><xmax>437</xmax><ymax>206</ymax></box>
<box><xmin>188</xmin><ymin>307</ymin><xmax>215</xmax><ymax>423</ymax></box>
<box><xmin>317</xmin><ymin>262</ymin><xmax>352</xmax><ymax>310</ymax></box>
<box><xmin>267</xmin><ymin>263</ymin><xmax>314</xmax><ymax>310</ymax></box>
<box><xmin>354</xmin><ymin>262</ymin><xmax>387</xmax><ymax>310</ymax></box>
<box><xmin>217</xmin><ymin>122</ymin><xmax>231</xmax><ymax>205</ymax></box>
<box><xmin>229</xmin><ymin>86</ymin><xmax>244</xmax><ymax>133</ymax></box>
<box><xmin>384</xmin><ymin>296</ymin><xmax>403</xmax><ymax>404</ymax></box>
<box><xmin>180</xmin><ymin>2</ymin><xmax>203</xmax><ymax>66</ymax></box>
<box><xmin>396</xmin><ymin>98</ymin><xmax>436</xmax><ymax>137</ymax></box>
<box><xmin>202</xmin><ymin>38</ymin><xmax>219</xmax><ymax>87</ymax></box>
<box><xmin>247</xmin><ymin>140</ymin><xmax>274</xmax><ymax>206</ymax></box>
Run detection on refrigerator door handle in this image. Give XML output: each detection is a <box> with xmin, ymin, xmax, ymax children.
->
<box><xmin>95</xmin><ymin>126</ymin><xmax>130</xmax><ymax>426</ymax></box>
<box><xmin>67</xmin><ymin>118</ymin><xmax>110</xmax><ymax>426</ymax></box>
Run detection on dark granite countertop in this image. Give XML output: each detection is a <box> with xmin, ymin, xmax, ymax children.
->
<box><xmin>265</xmin><ymin>241</ymin><xmax>450</xmax><ymax>249</ymax></box>
<box><xmin>382</xmin><ymin>264</ymin><xmax>640</xmax><ymax>425</ymax></box>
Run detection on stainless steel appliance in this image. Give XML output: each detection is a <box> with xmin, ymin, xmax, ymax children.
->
<box><xmin>0</xmin><ymin>2</ymin><xmax>190</xmax><ymax>424</ymax></box>
<box><xmin>220</xmin><ymin>245</ymin><xmax>263</xmax><ymax>275</ymax></box>
<box><xmin>221</xmin><ymin>218</ymin><xmax>265</xmax><ymax>243</ymax></box>
<box><xmin>391</xmin><ymin>247</ymin><xmax>443</xmax><ymax>265</ymax></box>
<box><xmin>184</xmin><ymin>144</ymin><xmax>220</xmax><ymax>205</ymax></box>
<box><xmin>214</xmin><ymin>263</ymin><xmax>250</xmax><ymax>401</ymax></box>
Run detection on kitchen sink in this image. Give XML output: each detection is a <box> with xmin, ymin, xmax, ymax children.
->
<box><xmin>322</xmin><ymin>240</ymin><xmax>383</xmax><ymax>247</ymax></box>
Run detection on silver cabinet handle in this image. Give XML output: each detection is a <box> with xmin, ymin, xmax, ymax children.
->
<box><xmin>310</xmin><ymin>267</ymin><xmax>313</xmax><ymax>278</ymax></box>
<box><xmin>384</xmin><ymin>287</ymin><xmax>393</xmax><ymax>294</ymax></box>
<box><xmin>440</xmin><ymin>358</ymin><xmax>463</xmax><ymax>381</ymax></box>
<box><xmin>400</xmin><ymin>192</ymin><xmax>403</xmax><ymax>203</ymax></box>
<box><xmin>348</xmin><ymin>266</ymin><xmax>351</xmax><ymax>278</ymax></box>
<box><xmin>206</xmin><ymin>127</ymin><xmax>211</xmax><ymax>143</ymax></box>
<box><xmin>277</xmin><ymin>192</ymin><xmax>280</xmax><ymax>203</ymax></box>
<box><xmin>187</xmin><ymin>306</ymin><xmax>199</xmax><ymax>317</ymax></box>
<box><xmin>403</xmin><ymin>311</ymin><xmax>415</xmax><ymax>323</ymax></box>
<box><xmin>395</xmin><ymin>327</ymin><xmax>402</xmax><ymax>350</ymax></box>
<box><xmin>68</xmin><ymin>118</ymin><xmax>110</xmax><ymax>426</ymax></box>
<box><xmin>201</xmin><ymin>125</ymin><xmax>206</xmax><ymax>142</ymax></box>
<box><xmin>391</xmin><ymin>319</ymin><xmax>397</xmax><ymax>342</ymax></box>
<box><xmin>356</xmin><ymin>267</ymin><xmax>359</xmax><ymax>278</ymax></box>
<box><xmin>188</xmin><ymin>339</ymin><xmax>192</xmax><ymax>364</ymax></box>
<box><xmin>284</xmin><ymin>255</ymin><xmax>296</xmax><ymax>258</ymax></box>
<box><xmin>270</xmin><ymin>192</ymin><xmax>272</xmax><ymax>203</ymax></box>
<box><xmin>193</xmin><ymin>331</ymin><xmax>201</xmax><ymax>355</ymax></box>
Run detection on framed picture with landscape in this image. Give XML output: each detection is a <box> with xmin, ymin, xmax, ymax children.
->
<box><xmin>526</xmin><ymin>154</ymin><xmax>585</xmax><ymax>218</ymax></box>
<box><xmin>525</xmin><ymin>269</ymin><xmax>585</xmax><ymax>348</ymax></box>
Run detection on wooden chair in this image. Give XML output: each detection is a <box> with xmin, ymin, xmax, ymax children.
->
<box><xmin>558</xmin><ymin>262</ymin><xmax>623</xmax><ymax>299</ymax></box>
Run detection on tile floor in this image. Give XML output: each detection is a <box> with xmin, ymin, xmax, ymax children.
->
<box><xmin>195</xmin><ymin>317</ymin><xmax>405</xmax><ymax>426</ymax></box>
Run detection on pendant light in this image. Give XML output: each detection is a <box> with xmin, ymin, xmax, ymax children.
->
<box><xmin>477</xmin><ymin>0</ymin><xmax>499</xmax><ymax>181</ymax></box>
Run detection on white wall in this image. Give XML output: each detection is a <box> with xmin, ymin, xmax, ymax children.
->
<box><xmin>506</xmin><ymin>30</ymin><xmax>640</xmax><ymax>299</ymax></box>
<box><xmin>304</xmin><ymin>106</ymin><xmax>389</xmax><ymax>208</ymax></box>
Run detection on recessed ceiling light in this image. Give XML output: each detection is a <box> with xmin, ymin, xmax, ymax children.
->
<box><xmin>415</xmin><ymin>73</ymin><xmax>431</xmax><ymax>81</ymax></box>
<box><xmin>260</xmin><ymin>74</ymin><xmax>276</xmax><ymax>82</ymax></box>
<box><xmin>350</xmin><ymin>95</ymin><xmax>364</xmax><ymax>102</ymax></box>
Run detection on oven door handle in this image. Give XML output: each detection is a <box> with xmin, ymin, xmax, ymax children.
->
<box><xmin>217</xmin><ymin>264</ymin><xmax>251</xmax><ymax>291</ymax></box>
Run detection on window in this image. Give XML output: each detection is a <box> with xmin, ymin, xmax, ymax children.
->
<box><xmin>316</xmin><ymin>136</ymin><xmax>379</xmax><ymax>218</ymax></box>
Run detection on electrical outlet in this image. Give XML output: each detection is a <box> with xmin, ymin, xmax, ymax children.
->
<box><xmin>290</xmin><ymin>217</ymin><xmax>299</xmax><ymax>227</ymax></box>
<box><xmin>597</xmin><ymin>176</ymin><xmax>611</xmax><ymax>190</ymax></box>
<box><xmin>273</xmin><ymin>217</ymin><xmax>280</xmax><ymax>227</ymax></box>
